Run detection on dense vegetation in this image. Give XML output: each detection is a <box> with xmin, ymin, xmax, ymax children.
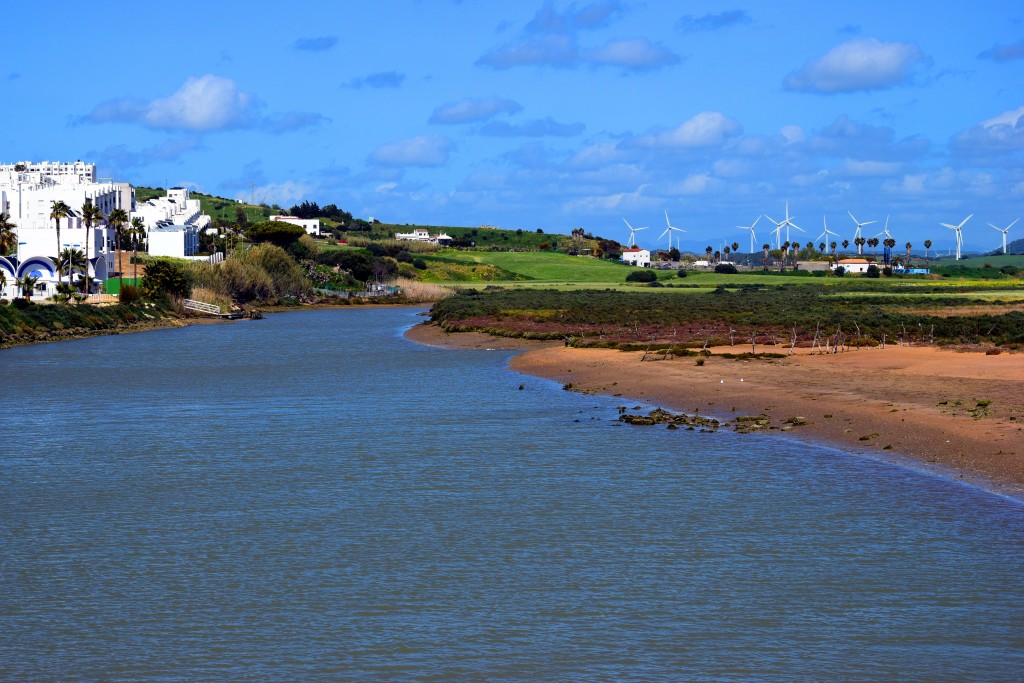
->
<box><xmin>0</xmin><ymin>300</ymin><xmax>173</xmax><ymax>346</ymax></box>
<box><xmin>430</xmin><ymin>286</ymin><xmax>1024</xmax><ymax>348</ymax></box>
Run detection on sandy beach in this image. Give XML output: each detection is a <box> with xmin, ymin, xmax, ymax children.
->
<box><xmin>407</xmin><ymin>322</ymin><xmax>1024</xmax><ymax>495</ymax></box>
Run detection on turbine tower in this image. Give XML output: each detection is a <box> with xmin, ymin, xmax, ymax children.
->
<box><xmin>848</xmin><ymin>211</ymin><xmax>876</xmax><ymax>253</ymax></box>
<box><xmin>874</xmin><ymin>215</ymin><xmax>894</xmax><ymax>240</ymax></box>
<box><xmin>623</xmin><ymin>218</ymin><xmax>647</xmax><ymax>248</ymax></box>
<box><xmin>661</xmin><ymin>210</ymin><xmax>685</xmax><ymax>251</ymax></box>
<box><xmin>816</xmin><ymin>215</ymin><xmax>839</xmax><ymax>245</ymax></box>
<box><xmin>940</xmin><ymin>214</ymin><xmax>973</xmax><ymax>260</ymax></box>
<box><xmin>765</xmin><ymin>202</ymin><xmax>802</xmax><ymax>248</ymax></box>
<box><xmin>989</xmin><ymin>218</ymin><xmax>1019</xmax><ymax>254</ymax></box>
<box><xmin>737</xmin><ymin>215</ymin><xmax>761</xmax><ymax>253</ymax></box>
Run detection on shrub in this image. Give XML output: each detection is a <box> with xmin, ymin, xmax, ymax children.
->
<box><xmin>714</xmin><ymin>263</ymin><xmax>738</xmax><ymax>274</ymax></box>
<box><xmin>245</xmin><ymin>221</ymin><xmax>306</xmax><ymax>246</ymax></box>
<box><xmin>396</xmin><ymin>251</ymin><xmax>414</xmax><ymax>263</ymax></box>
<box><xmin>625</xmin><ymin>270</ymin><xmax>657</xmax><ymax>282</ymax></box>
<box><xmin>648</xmin><ymin>280</ymin><xmax>664</xmax><ymax>287</ymax></box>
<box><xmin>676</xmin><ymin>269</ymin><xmax>688</xmax><ymax>278</ymax></box>
<box><xmin>865</xmin><ymin>264</ymin><xmax>880</xmax><ymax>278</ymax></box>
<box><xmin>142</xmin><ymin>259</ymin><xmax>191</xmax><ymax>300</ymax></box>
<box><xmin>413</xmin><ymin>258</ymin><xmax>427</xmax><ymax>270</ymax></box>
<box><xmin>12</xmin><ymin>297</ymin><xmax>31</xmax><ymax>309</ymax></box>
<box><xmin>833</xmin><ymin>266</ymin><xmax>845</xmax><ymax>276</ymax></box>
<box><xmin>119</xmin><ymin>284</ymin><xmax>141</xmax><ymax>304</ymax></box>
<box><xmin>882</xmin><ymin>266</ymin><xmax>893</xmax><ymax>277</ymax></box>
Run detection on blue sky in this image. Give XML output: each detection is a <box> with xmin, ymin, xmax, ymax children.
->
<box><xmin>4</xmin><ymin>1</ymin><xmax>1023</xmax><ymax>252</ymax></box>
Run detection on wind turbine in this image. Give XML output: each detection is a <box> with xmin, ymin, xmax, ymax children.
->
<box><xmin>623</xmin><ymin>218</ymin><xmax>647</xmax><ymax>248</ymax></box>
<box><xmin>848</xmin><ymin>211</ymin><xmax>876</xmax><ymax>253</ymax></box>
<box><xmin>989</xmin><ymin>218</ymin><xmax>1019</xmax><ymax>254</ymax></box>
<box><xmin>661</xmin><ymin>210</ymin><xmax>685</xmax><ymax>251</ymax></box>
<box><xmin>816</xmin><ymin>215</ymin><xmax>839</xmax><ymax>245</ymax></box>
<box><xmin>874</xmin><ymin>215</ymin><xmax>894</xmax><ymax>240</ymax></box>
<box><xmin>737</xmin><ymin>215</ymin><xmax>762</xmax><ymax>253</ymax></box>
<box><xmin>765</xmin><ymin>202</ymin><xmax>802</xmax><ymax>248</ymax></box>
<box><xmin>940</xmin><ymin>214</ymin><xmax>972</xmax><ymax>260</ymax></box>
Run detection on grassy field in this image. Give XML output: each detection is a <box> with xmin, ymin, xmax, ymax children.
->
<box><xmin>931</xmin><ymin>254</ymin><xmax>1024</xmax><ymax>269</ymax></box>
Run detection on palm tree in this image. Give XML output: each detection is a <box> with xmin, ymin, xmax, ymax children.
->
<box><xmin>731</xmin><ymin>242</ymin><xmax>740</xmax><ymax>264</ymax></box>
<box><xmin>130</xmin><ymin>216</ymin><xmax>145</xmax><ymax>283</ymax></box>
<box><xmin>59</xmin><ymin>247</ymin><xmax>86</xmax><ymax>290</ymax></box>
<box><xmin>868</xmin><ymin>237</ymin><xmax>879</xmax><ymax>257</ymax></box>
<box><xmin>0</xmin><ymin>211</ymin><xmax>17</xmax><ymax>256</ymax></box>
<box><xmin>905</xmin><ymin>241</ymin><xmax>912</xmax><ymax>269</ymax></box>
<box><xmin>842</xmin><ymin>239</ymin><xmax>849</xmax><ymax>256</ymax></box>
<box><xmin>107</xmin><ymin>208</ymin><xmax>128</xmax><ymax>289</ymax></box>
<box><xmin>855</xmin><ymin>236</ymin><xmax>866</xmax><ymax>255</ymax></box>
<box><xmin>923</xmin><ymin>239</ymin><xmax>932</xmax><ymax>265</ymax></box>
<box><xmin>705</xmin><ymin>245</ymin><xmax>713</xmax><ymax>263</ymax></box>
<box><xmin>819</xmin><ymin>242</ymin><xmax>826</xmax><ymax>253</ymax></box>
<box><xmin>16</xmin><ymin>274</ymin><xmax>39</xmax><ymax>300</ymax></box>
<box><xmin>781</xmin><ymin>241</ymin><xmax>790</xmax><ymax>270</ymax></box>
<box><xmin>762</xmin><ymin>243</ymin><xmax>770</xmax><ymax>270</ymax></box>
<box><xmin>80</xmin><ymin>201</ymin><xmax>104</xmax><ymax>294</ymax></box>
<box><xmin>723</xmin><ymin>246</ymin><xmax>731</xmax><ymax>262</ymax></box>
<box><xmin>49</xmin><ymin>200</ymin><xmax>70</xmax><ymax>277</ymax></box>
<box><xmin>830</xmin><ymin>241</ymin><xmax>838</xmax><ymax>263</ymax></box>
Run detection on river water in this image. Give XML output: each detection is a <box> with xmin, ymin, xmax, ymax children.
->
<box><xmin>1</xmin><ymin>307</ymin><xmax>1022</xmax><ymax>681</ymax></box>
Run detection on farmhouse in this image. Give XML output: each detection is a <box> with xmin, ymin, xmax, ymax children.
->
<box><xmin>836</xmin><ymin>258</ymin><xmax>872</xmax><ymax>274</ymax></box>
<box><xmin>620</xmin><ymin>246</ymin><xmax>651</xmax><ymax>267</ymax></box>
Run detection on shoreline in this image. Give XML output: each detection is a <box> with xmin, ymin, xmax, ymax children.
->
<box><xmin>406</xmin><ymin>322</ymin><xmax>1024</xmax><ymax>497</ymax></box>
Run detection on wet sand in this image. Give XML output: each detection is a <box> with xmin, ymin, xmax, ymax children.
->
<box><xmin>407</xmin><ymin>322</ymin><xmax>1024</xmax><ymax>495</ymax></box>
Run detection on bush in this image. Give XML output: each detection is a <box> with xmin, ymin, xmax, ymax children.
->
<box><xmin>246</xmin><ymin>221</ymin><xmax>306</xmax><ymax>246</ymax></box>
<box><xmin>142</xmin><ymin>259</ymin><xmax>191</xmax><ymax>300</ymax></box>
<box><xmin>12</xmin><ymin>297</ymin><xmax>31</xmax><ymax>309</ymax></box>
<box><xmin>676</xmin><ymin>269</ymin><xmax>688</xmax><ymax>278</ymax></box>
<box><xmin>882</xmin><ymin>266</ymin><xmax>893</xmax><ymax>277</ymax></box>
<box><xmin>119</xmin><ymin>284</ymin><xmax>141</xmax><ymax>304</ymax></box>
<box><xmin>396</xmin><ymin>251</ymin><xmax>413</xmax><ymax>263</ymax></box>
<box><xmin>865</xmin><ymin>264</ymin><xmax>880</xmax><ymax>278</ymax></box>
<box><xmin>714</xmin><ymin>263</ymin><xmax>738</xmax><ymax>274</ymax></box>
<box><xmin>648</xmin><ymin>280</ymin><xmax>664</xmax><ymax>287</ymax></box>
<box><xmin>625</xmin><ymin>270</ymin><xmax>657</xmax><ymax>283</ymax></box>
<box><xmin>413</xmin><ymin>258</ymin><xmax>427</xmax><ymax>270</ymax></box>
<box><xmin>833</xmin><ymin>266</ymin><xmax>845</xmax><ymax>276</ymax></box>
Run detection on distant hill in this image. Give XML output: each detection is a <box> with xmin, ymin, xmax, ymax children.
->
<box><xmin>135</xmin><ymin>186</ymin><xmax>270</xmax><ymax>225</ymax></box>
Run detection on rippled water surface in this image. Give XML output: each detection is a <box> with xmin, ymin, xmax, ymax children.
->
<box><xmin>2</xmin><ymin>308</ymin><xmax>1023</xmax><ymax>681</ymax></box>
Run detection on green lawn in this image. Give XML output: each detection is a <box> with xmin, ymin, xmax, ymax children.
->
<box><xmin>103</xmin><ymin>277</ymin><xmax>140</xmax><ymax>295</ymax></box>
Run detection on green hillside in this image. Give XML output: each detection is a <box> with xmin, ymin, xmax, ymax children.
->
<box><xmin>134</xmin><ymin>186</ymin><xmax>270</xmax><ymax>225</ymax></box>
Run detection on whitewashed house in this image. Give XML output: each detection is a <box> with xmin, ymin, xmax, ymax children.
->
<box><xmin>395</xmin><ymin>228</ymin><xmax>452</xmax><ymax>244</ymax></box>
<box><xmin>270</xmin><ymin>215</ymin><xmax>320</xmax><ymax>236</ymax></box>
<box><xmin>621</xmin><ymin>246</ymin><xmax>651</xmax><ymax>267</ymax></box>
<box><xmin>835</xmin><ymin>258</ymin><xmax>872</xmax><ymax>274</ymax></box>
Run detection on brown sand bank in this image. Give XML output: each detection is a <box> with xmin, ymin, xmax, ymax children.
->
<box><xmin>407</xmin><ymin>322</ymin><xmax>1024</xmax><ymax>493</ymax></box>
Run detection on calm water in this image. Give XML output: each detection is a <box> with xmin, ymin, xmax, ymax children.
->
<box><xmin>1</xmin><ymin>308</ymin><xmax>1022</xmax><ymax>681</ymax></box>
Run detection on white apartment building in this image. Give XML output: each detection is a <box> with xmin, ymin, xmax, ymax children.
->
<box><xmin>131</xmin><ymin>187</ymin><xmax>211</xmax><ymax>258</ymax></box>
<box><xmin>0</xmin><ymin>161</ymin><xmax>131</xmax><ymax>276</ymax></box>
<box><xmin>395</xmin><ymin>227</ymin><xmax>453</xmax><ymax>244</ymax></box>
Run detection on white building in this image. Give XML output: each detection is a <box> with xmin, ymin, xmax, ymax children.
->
<box><xmin>131</xmin><ymin>187</ymin><xmax>211</xmax><ymax>258</ymax></box>
<box><xmin>621</xmin><ymin>246</ymin><xmax>651</xmax><ymax>267</ymax></box>
<box><xmin>395</xmin><ymin>227</ymin><xmax>453</xmax><ymax>244</ymax></box>
<box><xmin>0</xmin><ymin>160</ymin><xmax>130</xmax><ymax>280</ymax></box>
<box><xmin>835</xmin><ymin>258</ymin><xmax>872</xmax><ymax>274</ymax></box>
<box><xmin>270</xmin><ymin>215</ymin><xmax>320</xmax><ymax>236</ymax></box>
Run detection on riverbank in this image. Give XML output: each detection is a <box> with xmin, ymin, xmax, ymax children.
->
<box><xmin>407</xmin><ymin>322</ymin><xmax>1024</xmax><ymax>495</ymax></box>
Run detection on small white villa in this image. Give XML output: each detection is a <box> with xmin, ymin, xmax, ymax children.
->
<box><xmin>270</xmin><ymin>215</ymin><xmax>320</xmax><ymax>236</ymax></box>
<box><xmin>835</xmin><ymin>258</ymin><xmax>872</xmax><ymax>274</ymax></box>
<box><xmin>621</xmin><ymin>246</ymin><xmax>651</xmax><ymax>267</ymax></box>
<box><xmin>0</xmin><ymin>254</ymin><xmax>110</xmax><ymax>299</ymax></box>
<box><xmin>395</xmin><ymin>228</ymin><xmax>453</xmax><ymax>245</ymax></box>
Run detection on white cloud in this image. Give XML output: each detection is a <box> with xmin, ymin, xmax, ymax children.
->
<box><xmin>144</xmin><ymin>75</ymin><xmax>256</xmax><ymax>130</ymax></box>
<box><xmin>568</xmin><ymin>142</ymin><xmax>626</xmax><ymax>168</ymax></box>
<box><xmin>85</xmin><ymin>75</ymin><xmax>258</xmax><ymax>131</ymax></box>
<box><xmin>429</xmin><ymin>97</ymin><xmax>522</xmax><ymax>124</ymax></box>
<box><xmin>243</xmin><ymin>180</ymin><xmax>313</xmax><ymax>206</ymax></box>
<box><xmin>370</xmin><ymin>135</ymin><xmax>453</xmax><ymax>167</ymax></box>
<box><xmin>779</xmin><ymin>125</ymin><xmax>804</xmax><ymax>144</ymax></box>
<box><xmin>669</xmin><ymin>173</ymin><xmax>719</xmax><ymax>195</ymax></box>
<box><xmin>784</xmin><ymin>38</ymin><xmax>925</xmax><ymax>94</ymax></box>
<box><xmin>637</xmin><ymin>112</ymin><xmax>742</xmax><ymax>148</ymax></box>
<box><xmin>952</xmin><ymin>105</ymin><xmax>1024</xmax><ymax>153</ymax></box>
<box><xmin>838</xmin><ymin>160</ymin><xmax>902</xmax><ymax>177</ymax></box>
<box><xmin>583</xmin><ymin>38</ymin><xmax>680</xmax><ymax>71</ymax></box>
